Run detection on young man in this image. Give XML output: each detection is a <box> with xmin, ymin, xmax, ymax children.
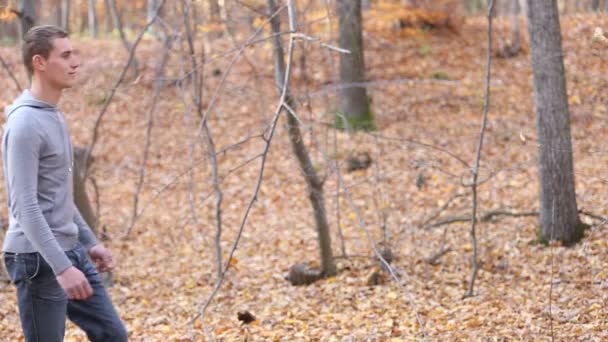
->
<box><xmin>2</xmin><ymin>25</ymin><xmax>128</xmax><ymax>341</ymax></box>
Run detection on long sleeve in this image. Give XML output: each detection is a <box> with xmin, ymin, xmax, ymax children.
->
<box><xmin>5</xmin><ymin>123</ymin><xmax>72</xmax><ymax>275</ymax></box>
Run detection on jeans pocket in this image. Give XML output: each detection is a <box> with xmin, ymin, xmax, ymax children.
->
<box><xmin>4</xmin><ymin>255</ymin><xmax>25</xmax><ymax>284</ymax></box>
<box><xmin>23</xmin><ymin>254</ymin><xmax>40</xmax><ymax>280</ymax></box>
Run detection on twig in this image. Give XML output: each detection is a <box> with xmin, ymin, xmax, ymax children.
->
<box><xmin>0</xmin><ymin>54</ymin><xmax>22</xmax><ymax>92</ymax></box>
<box><xmin>126</xmin><ymin>32</ymin><xmax>175</xmax><ymax>237</ymax></box>
<box><xmin>83</xmin><ymin>0</ymin><xmax>166</xmax><ymax>179</ymax></box>
<box><xmin>421</xmin><ymin>192</ymin><xmax>467</xmax><ymax>228</ymax></box>
<box><xmin>191</xmin><ymin>3</ymin><xmax>286</xmax><ymax>148</ymax></box>
<box><xmin>426</xmin><ymin>247</ymin><xmax>452</xmax><ymax>265</ymax></box>
<box><xmin>311</xmin><ymin>131</ymin><xmax>429</xmax><ymax>341</ymax></box>
<box><xmin>183</xmin><ymin>0</ymin><xmax>225</xmax><ymax>281</ymax></box>
<box><xmin>426</xmin><ymin>210</ymin><xmax>538</xmax><ymax>229</ymax></box>
<box><xmin>367</xmin><ymin>132</ymin><xmax>470</xmax><ymax>168</ymax></box>
<box><xmin>189</xmin><ymin>2</ymin><xmax>297</xmax><ymax>338</ymax></box>
<box><xmin>464</xmin><ymin>0</ymin><xmax>495</xmax><ymax>299</ymax></box>
<box><xmin>578</xmin><ymin>209</ymin><xmax>607</xmax><ymax>222</ymax></box>
<box><xmin>107</xmin><ymin>0</ymin><xmax>139</xmax><ymax>78</ymax></box>
<box><xmin>132</xmin><ymin>140</ymin><xmax>262</xmax><ymax>224</ymax></box>
<box><xmin>307</xmin><ymin>77</ymin><xmax>460</xmax><ymax>98</ymax></box>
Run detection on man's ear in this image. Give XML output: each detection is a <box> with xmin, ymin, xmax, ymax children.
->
<box><xmin>31</xmin><ymin>55</ymin><xmax>46</xmax><ymax>72</ymax></box>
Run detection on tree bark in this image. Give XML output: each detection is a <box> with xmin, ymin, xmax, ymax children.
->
<box><xmin>509</xmin><ymin>0</ymin><xmax>521</xmax><ymax>54</ymax></box>
<box><xmin>17</xmin><ymin>0</ymin><xmax>36</xmax><ymax>39</ymax></box>
<box><xmin>88</xmin><ymin>0</ymin><xmax>97</xmax><ymax>38</ymax></box>
<box><xmin>103</xmin><ymin>0</ymin><xmax>113</xmax><ymax>33</ymax></box>
<box><xmin>337</xmin><ymin>0</ymin><xmax>374</xmax><ymax>131</ymax></box>
<box><xmin>61</xmin><ymin>0</ymin><xmax>70</xmax><ymax>31</ymax></box>
<box><xmin>209</xmin><ymin>0</ymin><xmax>221</xmax><ymax>22</ymax></box>
<box><xmin>73</xmin><ymin>147</ymin><xmax>97</xmax><ymax>234</ymax></box>
<box><xmin>526</xmin><ymin>0</ymin><xmax>582</xmax><ymax>245</ymax></box>
<box><xmin>267</xmin><ymin>0</ymin><xmax>336</xmax><ymax>277</ymax></box>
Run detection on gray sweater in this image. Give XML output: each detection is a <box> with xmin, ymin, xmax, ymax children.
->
<box><xmin>2</xmin><ymin>90</ymin><xmax>98</xmax><ymax>275</ymax></box>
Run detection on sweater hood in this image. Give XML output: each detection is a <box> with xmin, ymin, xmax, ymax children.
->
<box><xmin>5</xmin><ymin>90</ymin><xmax>56</xmax><ymax>118</ymax></box>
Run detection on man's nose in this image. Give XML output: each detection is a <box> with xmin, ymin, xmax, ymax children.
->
<box><xmin>70</xmin><ymin>58</ymin><xmax>80</xmax><ymax>69</ymax></box>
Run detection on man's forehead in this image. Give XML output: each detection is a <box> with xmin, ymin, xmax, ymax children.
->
<box><xmin>50</xmin><ymin>37</ymin><xmax>74</xmax><ymax>53</ymax></box>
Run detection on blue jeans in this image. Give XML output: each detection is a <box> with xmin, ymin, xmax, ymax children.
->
<box><xmin>3</xmin><ymin>245</ymin><xmax>128</xmax><ymax>342</ymax></box>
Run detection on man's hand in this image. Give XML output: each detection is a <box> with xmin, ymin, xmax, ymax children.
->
<box><xmin>56</xmin><ymin>266</ymin><xmax>93</xmax><ymax>300</ymax></box>
<box><xmin>89</xmin><ymin>244</ymin><xmax>115</xmax><ymax>273</ymax></box>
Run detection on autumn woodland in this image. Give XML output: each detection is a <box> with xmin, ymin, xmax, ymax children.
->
<box><xmin>0</xmin><ymin>0</ymin><xmax>608</xmax><ymax>340</ymax></box>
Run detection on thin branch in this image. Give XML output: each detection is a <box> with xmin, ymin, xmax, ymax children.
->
<box><xmin>0</xmin><ymin>54</ymin><xmax>22</xmax><ymax>92</ymax></box>
<box><xmin>307</xmin><ymin>77</ymin><xmax>460</xmax><ymax>98</ymax></box>
<box><xmin>107</xmin><ymin>0</ymin><xmax>139</xmax><ymax>78</ymax></box>
<box><xmin>83</xmin><ymin>0</ymin><xmax>167</xmax><ymax>179</ymax></box>
<box><xmin>463</xmin><ymin>0</ymin><xmax>495</xmax><ymax>299</ymax></box>
<box><xmin>426</xmin><ymin>210</ymin><xmax>539</xmax><ymax>229</ymax></box>
<box><xmin>311</xmin><ymin>131</ymin><xmax>429</xmax><ymax>341</ymax></box>
<box><xmin>126</xmin><ymin>33</ymin><xmax>175</xmax><ymax>237</ymax></box>
<box><xmin>190</xmin><ymin>2</ymin><xmax>297</xmax><ymax>336</ymax></box>
<box><xmin>367</xmin><ymin>132</ymin><xmax>470</xmax><ymax>168</ymax></box>
<box><xmin>421</xmin><ymin>192</ymin><xmax>467</xmax><ymax>228</ymax></box>
<box><xmin>183</xmin><ymin>0</ymin><xmax>225</xmax><ymax>281</ymax></box>
<box><xmin>131</xmin><ymin>136</ymin><xmax>262</xmax><ymax>223</ymax></box>
<box><xmin>426</xmin><ymin>247</ymin><xmax>452</xmax><ymax>265</ymax></box>
<box><xmin>578</xmin><ymin>209</ymin><xmax>607</xmax><ymax>222</ymax></box>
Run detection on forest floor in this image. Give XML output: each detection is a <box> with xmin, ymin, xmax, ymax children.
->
<box><xmin>0</xmin><ymin>9</ymin><xmax>607</xmax><ymax>342</ymax></box>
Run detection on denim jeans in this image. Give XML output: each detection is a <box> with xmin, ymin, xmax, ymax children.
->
<box><xmin>3</xmin><ymin>244</ymin><xmax>128</xmax><ymax>342</ymax></box>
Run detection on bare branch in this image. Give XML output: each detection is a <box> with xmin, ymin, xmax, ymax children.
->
<box><xmin>126</xmin><ymin>33</ymin><xmax>175</xmax><ymax>237</ymax></box>
<box><xmin>83</xmin><ymin>0</ymin><xmax>167</xmax><ymax>179</ymax></box>
<box><xmin>182</xmin><ymin>0</ymin><xmax>225</xmax><ymax>281</ymax></box>
<box><xmin>107</xmin><ymin>0</ymin><xmax>140</xmax><ymax>78</ymax></box>
<box><xmin>426</xmin><ymin>210</ymin><xmax>539</xmax><ymax>229</ymax></box>
<box><xmin>189</xmin><ymin>2</ymin><xmax>297</xmax><ymax>336</ymax></box>
<box><xmin>463</xmin><ymin>0</ymin><xmax>495</xmax><ymax>299</ymax></box>
<box><xmin>0</xmin><ymin>54</ymin><xmax>22</xmax><ymax>92</ymax></box>
<box><xmin>421</xmin><ymin>192</ymin><xmax>467</xmax><ymax>228</ymax></box>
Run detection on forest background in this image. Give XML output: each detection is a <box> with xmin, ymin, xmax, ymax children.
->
<box><xmin>0</xmin><ymin>0</ymin><xmax>607</xmax><ymax>340</ymax></box>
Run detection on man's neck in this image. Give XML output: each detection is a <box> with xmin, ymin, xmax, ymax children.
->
<box><xmin>30</xmin><ymin>79</ymin><xmax>62</xmax><ymax>106</ymax></box>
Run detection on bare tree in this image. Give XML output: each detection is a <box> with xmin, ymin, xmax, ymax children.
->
<box><xmin>268</xmin><ymin>0</ymin><xmax>336</xmax><ymax>280</ymax></box>
<box><xmin>336</xmin><ymin>0</ymin><xmax>374</xmax><ymax>131</ymax></box>
<box><xmin>104</xmin><ymin>0</ymin><xmax>113</xmax><ymax>33</ymax></box>
<box><xmin>527</xmin><ymin>0</ymin><xmax>584</xmax><ymax>245</ymax></box>
<box><xmin>17</xmin><ymin>0</ymin><xmax>36</xmax><ymax>39</ymax></box>
<box><xmin>209</xmin><ymin>0</ymin><xmax>221</xmax><ymax>22</ymax></box>
<box><xmin>88</xmin><ymin>0</ymin><xmax>97</xmax><ymax>38</ymax></box>
<box><xmin>505</xmin><ymin>0</ymin><xmax>522</xmax><ymax>57</ymax></box>
<box><xmin>107</xmin><ymin>0</ymin><xmax>139</xmax><ymax>78</ymax></box>
<box><xmin>62</xmin><ymin>0</ymin><xmax>70</xmax><ymax>31</ymax></box>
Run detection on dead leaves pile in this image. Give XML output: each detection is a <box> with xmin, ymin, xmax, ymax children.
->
<box><xmin>0</xmin><ymin>11</ymin><xmax>607</xmax><ymax>342</ymax></box>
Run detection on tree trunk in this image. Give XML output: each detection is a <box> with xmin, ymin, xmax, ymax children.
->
<box><xmin>55</xmin><ymin>0</ymin><xmax>63</xmax><ymax>27</ymax></box>
<box><xmin>147</xmin><ymin>0</ymin><xmax>163</xmax><ymax>38</ymax></box>
<box><xmin>103</xmin><ymin>0</ymin><xmax>113</xmax><ymax>33</ymax></box>
<box><xmin>209</xmin><ymin>0</ymin><xmax>221</xmax><ymax>22</ymax></box>
<box><xmin>526</xmin><ymin>0</ymin><xmax>583</xmax><ymax>245</ymax></box>
<box><xmin>509</xmin><ymin>0</ymin><xmax>521</xmax><ymax>53</ymax></box>
<box><xmin>73</xmin><ymin>147</ymin><xmax>97</xmax><ymax>234</ymax></box>
<box><xmin>267</xmin><ymin>0</ymin><xmax>336</xmax><ymax>277</ymax></box>
<box><xmin>336</xmin><ymin>0</ymin><xmax>374</xmax><ymax>131</ymax></box>
<box><xmin>591</xmin><ymin>0</ymin><xmax>599</xmax><ymax>11</ymax></box>
<box><xmin>61</xmin><ymin>0</ymin><xmax>70</xmax><ymax>31</ymax></box>
<box><xmin>17</xmin><ymin>0</ymin><xmax>36</xmax><ymax>39</ymax></box>
<box><xmin>88</xmin><ymin>0</ymin><xmax>97</xmax><ymax>38</ymax></box>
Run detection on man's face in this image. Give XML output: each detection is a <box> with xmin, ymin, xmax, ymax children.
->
<box><xmin>34</xmin><ymin>37</ymin><xmax>80</xmax><ymax>89</ymax></box>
